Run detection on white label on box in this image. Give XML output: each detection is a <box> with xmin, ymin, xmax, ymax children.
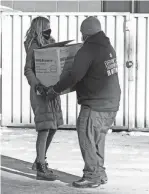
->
<box><xmin>34</xmin><ymin>43</ymin><xmax>82</xmax><ymax>95</ymax></box>
<box><xmin>34</xmin><ymin>48</ymin><xmax>61</xmax><ymax>87</ymax></box>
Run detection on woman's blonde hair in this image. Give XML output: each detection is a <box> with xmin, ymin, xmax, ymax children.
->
<box><xmin>25</xmin><ymin>16</ymin><xmax>51</xmax><ymax>50</ymax></box>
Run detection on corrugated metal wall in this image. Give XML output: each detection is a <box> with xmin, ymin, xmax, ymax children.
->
<box><xmin>1</xmin><ymin>12</ymin><xmax>149</xmax><ymax>130</ymax></box>
<box><xmin>128</xmin><ymin>14</ymin><xmax>149</xmax><ymax>129</ymax></box>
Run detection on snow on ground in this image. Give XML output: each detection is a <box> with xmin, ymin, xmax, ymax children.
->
<box><xmin>1</xmin><ymin>127</ymin><xmax>149</xmax><ymax>194</ymax></box>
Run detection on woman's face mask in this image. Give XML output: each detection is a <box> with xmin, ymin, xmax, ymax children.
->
<box><xmin>42</xmin><ymin>29</ymin><xmax>51</xmax><ymax>40</ymax></box>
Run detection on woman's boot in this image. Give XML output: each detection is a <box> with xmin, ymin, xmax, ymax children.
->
<box><xmin>32</xmin><ymin>157</ymin><xmax>49</xmax><ymax>171</ymax></box>
<box><xmin>36</xmin><ymin>162</ymin><xmax>58</xmax><ymax>181</ymax></box>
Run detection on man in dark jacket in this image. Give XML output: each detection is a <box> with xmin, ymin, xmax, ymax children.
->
<box><xmin>47</xmin><ymin>16</ymin><xmax>121</xmax><ymax>188</ymax></box>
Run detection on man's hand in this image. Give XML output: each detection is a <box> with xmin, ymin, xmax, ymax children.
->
<box><xmin>35</xmin><ymin>83</ymin><xmax>47</xmax><ymax>96</ymax></box>
<box><xmin>46</xmin><ymin>86</ymin><xmax>60</xmax><ymax>100</ymax></box>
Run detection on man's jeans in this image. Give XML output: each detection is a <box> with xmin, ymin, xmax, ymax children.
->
<box><xmin>77</xmin><ymin>105</ymin><xmax>117</xmax><ymax>181</ymax></box>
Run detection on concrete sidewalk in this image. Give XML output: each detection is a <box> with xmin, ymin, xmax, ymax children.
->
<box><xmin>1</xmin><ymin>128</ymin><xmax>149</xmax><ymax>194</ymax></box>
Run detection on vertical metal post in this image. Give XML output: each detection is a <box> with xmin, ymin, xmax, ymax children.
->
<box><xmin>20</xmin><ymin>15</ymin><xmax>23</xmax><ymax>123</ymax></box>
<box><xmin>66</xmin><ymin>15</ymin><xmax>69</xmax><ymax>124</ymax></box>
<box><xmin>75</xmin><ymin>15</ymin><xmax>79</xmax><ymax>125</ymax></box>
<box><xmin>144</xmin><ymin>17</ymin><xmax>148</xmax><ymax>128</ymax></box>
<box><xmin>29</xmin><ymin>15</ymin><xmax>32</xmax><ymax>123</ymax></box>
<box><xmin>0</xmin><ymin>11</ymin><xmax>2</xmax><ymax>126</ymax></box>
<box><xmin>123</xmin><ymin>16</ymin><xmax>127</xmax><ymax>127</ymax></box>
<box><xmin>125</xmin><ymin>14</ymin><xmax>134</xmax><ymax>131</ymax></box>
<box><xmin>11</xmin><ymin>15</ymin><xmax>14</xmax><ymax>123</ymax></box>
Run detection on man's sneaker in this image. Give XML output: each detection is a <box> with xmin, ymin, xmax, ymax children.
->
<box><xmin>36</xmin><ymin>162</ymin><xmax>58</xmax><ymax>181</ymax></box>
<box><xmin>72</xmin><ymin>178</ymin><xmax>101</xmax><ymax>188</ymax></box>
<box><xmin>100</xmin><ymin>174</ymin><xmax>108</xmax><ymax>184</ymax></box>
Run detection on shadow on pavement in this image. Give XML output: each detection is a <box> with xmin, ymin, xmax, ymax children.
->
<box><xmin>1</xmin><ymin>155</ymin><xmax>81</xmax><ymax>184</ymax></box>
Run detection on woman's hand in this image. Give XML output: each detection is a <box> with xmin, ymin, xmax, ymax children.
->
<box><xmin>35</xmin><ymin>83</ymin><xmax>47</xmax><ymax>96</ymax></box>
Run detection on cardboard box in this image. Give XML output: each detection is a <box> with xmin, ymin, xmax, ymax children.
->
<box><xmin>34</xmin><ymin>41</ymin><xmax>82</xmax><ymax>95</ymax></box>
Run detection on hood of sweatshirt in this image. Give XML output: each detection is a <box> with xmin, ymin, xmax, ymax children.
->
<box><xmin>85</xmin><ymin>31</ymin><xmax>111</xmax><ymax>48</ymax></box>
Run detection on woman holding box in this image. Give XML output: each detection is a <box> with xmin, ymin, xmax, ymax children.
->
<box><xmin>24</xmin><ymin>16</ymin><xmax>63</xmax><ymax>180</ymax></box>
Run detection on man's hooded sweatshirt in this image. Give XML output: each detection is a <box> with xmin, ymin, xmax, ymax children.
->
<box><xmin>53</xmin><ymin>31</ymin><xmax>121</xmax><ymax>112</ymax></box>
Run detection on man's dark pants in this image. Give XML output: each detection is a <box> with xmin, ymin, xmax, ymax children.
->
<box><xmin>77</xmin><ymin>105</ymin><xmax>117</xmax><ymax>182</ymax></box>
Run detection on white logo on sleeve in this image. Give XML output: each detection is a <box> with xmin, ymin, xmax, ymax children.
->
<box><xmin>104</xmin><ymin>58</ymin><xmax>118</xmax><ymax>76</ymax></box>
<box><xmin>109</xmin><ymin>53</ymin><xmax>113</xmax><ymax>58</ymax></box>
